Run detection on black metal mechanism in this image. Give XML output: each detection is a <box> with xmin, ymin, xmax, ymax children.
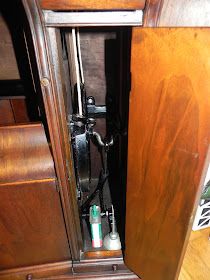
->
<box><xmin>81</xmin><ymin>132</ymin><xmax>113</xmax><ymax>212</ymax></box>
<box><xmin>87</xmin><ymin>96</ymin><xmax>106</xmax><ymax>118</ymax></box>
<box><xmin>68</xmin><ymin>28</ymin><xmax>113</xmax><ymax>210</ymax></box>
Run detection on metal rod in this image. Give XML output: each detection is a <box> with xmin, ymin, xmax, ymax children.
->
<box><xmin>72</xmin><ymin>28</ymin><xmax>83</xmax><ymax>116</ymax></box>
<box><xmin>76</xmin><ymin>28</ymin><xmax>85</xmax><ymax>84</ymax></box>
<box><xmin>111</xmin><ymin>205</ymin><xmax>116</xmax><ymax>235</ymax></box>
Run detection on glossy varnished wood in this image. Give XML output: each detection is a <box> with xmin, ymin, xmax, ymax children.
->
<box><xmin>0</xmin><ymin>124</ymin><xmax>54</xmax><ymax>183</ymax></box>
<box><xmin>0</xmin><ymin>97</ymin><xmax>29</xmax><ymax>125</ymax></box>
<box><xmin>0</xmin><ymin>180</ymin><xmax>70</xmax><ymax>269</ymax></box>
<box><xmin>22</xmin><ymin>0</ymin><xmax>82</xmax><ymax>259</ymax></box>
<box><xmin>125</xmin><ymin>28</ymin><xmax>210</xmax><ymax>280</ymax></box>
<box><xmin>10</xmin><ymin>98</ymin><xmax>30</xmax><ymax>123</ymax></box>
<box><xmin>0</xmin><ymin>258</ymin><xmax>138</xmax><ymax>280</ymax></box>
<box><xmin>83</xmin><ymin>250</ymin><xmax>122</xmax><ymax>260</ymax></box>
<box><xmin>0</xmin><ymin>261</ymin><xmax>72</xmax><ymax>280</ymax></box>
<box><xmin>40</xmin><ymin>0</ymin><xmax>146</xmax><ymax>11</ymax></box>
<box><xmin>0</xmin><ymin>124</ymin><xmax>70</xmax><ymax>270</ymax></box>
<box><xmin>0</xmin><ymin>100</ymin><xmax>15</xmax><ymax>124</ymax></box>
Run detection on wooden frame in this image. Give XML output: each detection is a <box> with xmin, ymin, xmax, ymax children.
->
<box><xmin>40</xmin><ymin>0</ymin><xmax>146</xmax><ymax>11</ymax></box>
<box><xmin>15</xmin><ymin>1</ymin><xmax>142</xmax><ymax>279</ymax></box>
<box><xmin>22</xmin><ymin>0</ymin><xmax>83</xmax><ymax>260</ymax></box>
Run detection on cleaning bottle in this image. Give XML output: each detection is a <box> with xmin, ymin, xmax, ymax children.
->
<box><xmin>89</xmin><ymin>205</ymin><xmax>102</xmax><ymax>248</ymax></box>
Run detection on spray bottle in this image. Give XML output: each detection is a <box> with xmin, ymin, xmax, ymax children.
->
<box><xmin>89</xmin><ymin>205</ymin><xmax>102</xmax><ymax>248</ymax></box>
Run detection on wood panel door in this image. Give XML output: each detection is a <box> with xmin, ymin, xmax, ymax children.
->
<box><xmin>0</xmin><ymin>124</ymin><xmax>71</xmax><ymax>269</ymax></box>
<box><xmin>125</xmin><ymin>28</ymin><xmax>210</xmax><ymax>280</ymax></box>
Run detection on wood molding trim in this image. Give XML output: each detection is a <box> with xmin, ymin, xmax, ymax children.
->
<box><xmin>0</xmin><ymin>261</ymin><xmax>72</xmax><ymax>280</ymax></box>
<box><xmin>21</xmin><ymin>0</ymin><xmax>82</xmax><ymax>259</ymax></box>
<box><xmin>0</xmin><ymin>259</ymin><xmax>138</xmax><ymax>280</ymax></box>
<box><xmin>40</xmin><ymin>0</ymin><xmax>146</xmax><ymax>11</ymax></box>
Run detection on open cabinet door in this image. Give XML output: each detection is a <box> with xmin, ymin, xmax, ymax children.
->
<box><xmin>125</xmin><ymin>28</ymin><xmax>210</xmax><ymax>280</ymax></box>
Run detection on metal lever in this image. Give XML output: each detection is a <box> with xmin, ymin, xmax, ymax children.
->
<box><xmin>92</xmin><ymin>131</ymin><xmax>113</xmax><ymax>149</ymax></box>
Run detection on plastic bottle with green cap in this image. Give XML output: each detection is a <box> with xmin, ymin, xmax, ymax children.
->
<box><xmin>89</xmin><ymin>205</ymin><xmax>102</xmax><ymax>248</ymax></box>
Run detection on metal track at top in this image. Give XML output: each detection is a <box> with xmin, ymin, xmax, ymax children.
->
<box><xmin>43</xmin><ymin>10</ymin><xmax>143</xmax><ymax>27</ymax></box>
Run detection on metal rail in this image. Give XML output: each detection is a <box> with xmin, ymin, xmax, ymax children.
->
<box><xmin>43</xmin><ymin>10</ymin><xmax>143</xmax><ymax>27</ymax></box>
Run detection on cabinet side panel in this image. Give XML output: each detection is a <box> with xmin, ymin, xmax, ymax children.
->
<box><xmin>0</xmin><ymin>180</ymin><xmax>71</xmax><ymax>269</ymax></box>
<box><xmin>125</xmin><ymin>28</ymin><xmax>210</xmax><ymax>280</ymax></box>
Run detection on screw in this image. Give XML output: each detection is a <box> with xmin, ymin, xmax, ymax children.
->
<box><xmin>40</xmin><ymin>77</ymin><xmax>50</xmax><ymax>87</ymax></box>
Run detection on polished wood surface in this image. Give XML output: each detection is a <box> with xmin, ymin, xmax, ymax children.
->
<box><xmin>0</xmin><ymin>124</ymin><xmax>70</xmax><ymax>269</ymax></box>
<box><xmin>0</xmin><ymin>258</ymin><xmax>137</xmax><ymax>280</ymax></box>
<box><xmin>179</xmin><ymin>228</ymin><xmax>210</xmax><ymax>280</ymax></box>
<box><xmin>0</xmin><ymin>260</ymin><xmax>72</xmax><ymax>280</ymax></box>
<box><xmin>40</xmin><ymin>0</ymin><xmax>146</xmax><ymax>10</ymax></box>
<box><xmin>0</xmin><ymin>180</ymin><xmax>70</xmax><ymax>269</ymax></box>
<box><xmin>125</xmin><ymin>28</ymin><xmax>210</xmax><ymax>280</ymax></box>
<box><xmin>83</xmin><ymin>250</ymin><xmax>122</xmax><ymax>260</ymax></box>
<box><xmin>10</xmin><ymin>97</ymin><xmax>30</xmax><ymax>123</ymax></box>
<box><xmin>22</xmin><ymin>0</ymin><xmax>82</xmax><ymax>259</ymax></box>
<box><xmin>0</xmin><ymin>124</ymin><xmax>55</xmax><ymax>183</ymax></box>
<box><xmin>158</xmin><ymin>0</ymin><xmax>210</xmax><ymax>26</ymax></box>
<box><xmin>0</xmin><ymin>97</ymin><xmax>29</xmax><ymax>125</ymax></box>
<box><xmin>0</xmin><ymin>100</ymin><xmax>15</xmax><ymax>124</ymax></box>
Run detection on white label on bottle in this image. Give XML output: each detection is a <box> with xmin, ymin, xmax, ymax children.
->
<box><xmin>91</xmin><ymin>223</ymin><xmax>102</xmax><ymax>248</ymax></box>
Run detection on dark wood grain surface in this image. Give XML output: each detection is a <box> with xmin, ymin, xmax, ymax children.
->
<box><xmin>0</xmin><ymin>97</ymin><xmax>29</xmax><ymax>125</ymax></box>
<box><xmin>0</xmin><ymin>260</ymin><xmax>72</xmax><ymax>280</ymax></box>
<box><xmin>0</xmin><ymin>100</ymin><xmax>15</xmax><ymax>124</ymax></box>
<box><xmin>22</xmin><ymin>0</ymin><xmax>83</xmax><ymax>259</ymax></box>
<box><xmin>0</xmin><ymin>123</ymin><xmax>70</xmax><ymax>269</ymax></box>
<box><xmin>10</xmin><ymin>98</ymin><xmax>30</xmax><ymax>123</ymax></box>
<box><xmin>125</xmin><ymin>28</ymin><xmax>210</xmax><ymax>280</ymax></box>
<box><xmin>0</xmin><ymin>180</ymin><xmax>70</xmax><ymax>269</ymax></box>
<box><xmin>40</xmin><ymin>0</ymin><xmax>146</xmax><ymax>10</ymax></box>
<box><xmin>0</xmin><ymin>124</ymin><xmax>55</xmax><ymax>183</ymax></box>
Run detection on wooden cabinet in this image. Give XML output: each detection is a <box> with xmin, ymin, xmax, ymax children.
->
<box><xmin>0</xmin><ymin>1</ymin><xmax>210</xmax><ymax>280</ymax></box>
<box><xmin>0</xmin><ymin>124</ymin><xmax>70</xmax><ymax>273</ymax></box>
<box><xmin>125</xmin><ymin>28</ymin><xmax>210</xmax><ymax>280</ymax></box>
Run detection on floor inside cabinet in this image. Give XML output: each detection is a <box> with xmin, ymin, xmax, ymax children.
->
<box><xmin>179</xmin><ymin>228</ymin><xmax>210</xmax><ymax>280</ymax></box>
<box><xmin>81</xmin><ymin>179</ymin><xmax>122</xmax><ymax>259</ymax></box>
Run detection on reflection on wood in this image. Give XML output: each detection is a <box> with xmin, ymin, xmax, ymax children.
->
<box><xmin>0</xmin><ymin>124</ymin><xmax>55</xmax><ymax>183</ymax></box>
<box><xmin>0</xmin><ymin>97</ymin><xmax>29</xmax><ymax>125</ymax></box>
<box><xmin>0</xmin><ymin>124</ymin><xmax>70</xmax><ymax>269</ymax></box>
<box><xmin>125</xmin><ymin>28</ymin><xmax>210</xmax><ymax>280</ymax></box>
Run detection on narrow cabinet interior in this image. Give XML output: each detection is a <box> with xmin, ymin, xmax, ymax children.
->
<box><xmin>60</xmin><ymin>27</ymin><xmax>131</xmax><ymax>257</ymax></box>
